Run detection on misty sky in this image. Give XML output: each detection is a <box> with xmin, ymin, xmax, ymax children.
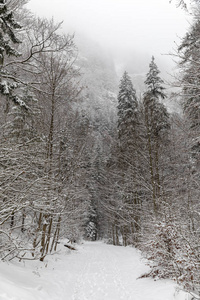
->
<box><xmin>26</xmin><ymin>0</ymin><xmax>190</xmax><ymax>74</ymax></box>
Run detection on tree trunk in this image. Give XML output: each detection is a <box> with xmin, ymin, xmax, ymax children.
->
<box><xmin>40</xmin><ymin>215</ymin><xmax>48</xmax><ymax>261</ymax></box>
<box><xmin>10</xmin><ymin>212</ymin><xmax>14</xmax><ymax>228</ymax></box>
<box><xmin>21</xmin><ymin>208</ymin><xmax>26</xmax><ymax>233</ymax></box>
<box><xmin>112</xmin><ymin>223</ymin><xmax>116</xmax><ymax>245</ymax></box>
<box><xmin>32</xmin><ymin>211</ymin><xmax>43</xmax><ymax>257</ymax></box>
<box><xmin>45</xmin><ymin>216</ymin><xmax>53</xmax><ymax>255</ymax></box>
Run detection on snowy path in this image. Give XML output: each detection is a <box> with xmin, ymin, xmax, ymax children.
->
<box><xmin>0</xmin><ymin>241</ymin><xmax>185</xmax><ymax>300</ymax></box>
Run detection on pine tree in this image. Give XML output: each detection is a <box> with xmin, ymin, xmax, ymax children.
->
<box><xmin>117</xmin><ymin>71</ymin><xmax>138</xmax><ymax>151</ymax></box>
<box><xmin>145</xmin><ymin>56</ymin><xmax>166</xmax><ymax>100</ymax></box>
<box><xmin>116</xmin><ymin>71</ymin><xmax>143</xmax><ymax>245</ymax></box>
<box><xmin>178</xmin><ymin>18</ymin><xmax>200</xmax><ymax>162</ymax></box>
<box><xmin>143</xmin><ymin>56</ymin><xmax>169</xmax><ymax>212</ymax></box>
<box><xmin>0</xmin><ymin>0</ymin><xmax>28</xmax><ymax>111</ymax></box>
<box><xmin>0</xmin><ymin>0</ymin><xmax>21</xmax><ymax>63</ymax></box>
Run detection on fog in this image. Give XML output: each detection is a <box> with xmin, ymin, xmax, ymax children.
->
<box><xmin>26</xmin><ymin>0</ymin><xmax>190</xmax><ymax>76</ymax></box>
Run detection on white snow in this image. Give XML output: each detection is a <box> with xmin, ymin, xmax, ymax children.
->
<box><xmin>0</xmin><ymin>241</ymin><xmax>190</xmax><ymax>300</ymax></box>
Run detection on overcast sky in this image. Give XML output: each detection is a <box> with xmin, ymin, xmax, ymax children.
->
<box><xmin>26</xmin><ymin>0</ymin><xmax>191</xmax><ymax>74</ymax></box>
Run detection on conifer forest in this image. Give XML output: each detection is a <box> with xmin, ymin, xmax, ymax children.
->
<box><xmin>1</xmin><ymin>0</ymin><xmax>200</xmax><ymax>296</ymax></box>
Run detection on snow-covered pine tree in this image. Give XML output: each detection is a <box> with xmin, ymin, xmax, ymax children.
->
<box><xmin>143</xmin><ymin>56</ymin><xmax>169</xmax><ymax>212</ymax></box>
<box><xmin>116</xmin><ymin>71</ymin><xmax>142</xmax><ymax>245</ymax></box>
<box><xmin>0</xmin><ymin>0</ymin><xmax>25</xmax><ymax>110</ymax></box>
<box><xmin>144</xmin><ymin>56</ymin><xmax>166</xmax><ymax>100</ymax></box>
<box><xmin>171</xmin><ymin>5</ymin><xmax>200</xmax><ymax>292</ymax></box>
<box><xmin>117</xmin><ymin>71</ymin><xmax>138</xmax><ymax>151</ymax></box>
<box><xmin>0</xmin><ymin>0</ymin><xmax>21</xmax><ymax>62</ymax></box>
<box><xmin>178</xmin><ymin>17</ymin><xmax>200</xmax><ymax>162</ymax></box>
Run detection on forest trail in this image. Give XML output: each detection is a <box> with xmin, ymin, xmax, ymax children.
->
<box><xmin>0</xmin><ymin>241</ymin><xmax>184</xmax><ymax>300</ymax></box>
<box><xmin>67</xmin><ymin>242</ymin><xmax>176</xmax><ymax>300</ymax></box>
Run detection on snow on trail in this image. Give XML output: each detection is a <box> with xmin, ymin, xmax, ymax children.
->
<box><xmin>0</xmin><ymin>241</ymin><xmax>187</xmax><ymax>300</ymax></box>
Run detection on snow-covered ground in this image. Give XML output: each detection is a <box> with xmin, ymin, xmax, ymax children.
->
<box><xmin>0</xmin><ymin>241</ymin><xmax>189</xmax><ymax>300</ymax></box>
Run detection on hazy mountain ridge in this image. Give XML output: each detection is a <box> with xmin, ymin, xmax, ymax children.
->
<box><xmin>75</xmin><ymin>33</ymin><xmax>118</xmax><ymax>125</ymax></box>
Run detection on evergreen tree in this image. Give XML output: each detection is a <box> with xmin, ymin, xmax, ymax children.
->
<box><xmin>178</xmin><ymin>17</ymin><xmax>200</xmax><ymax>161</ymax></box>
<box><xmin>116</xmin><ymin>71</ymin><xmax>143</xmax><ymax>245</ymax></box>
<box><xmin>144</xmin><ymin>56</ymin><xmax>166</xmax><ymax>100</ymax></box>
<box><xmin>0</xmin><ymin>0</ymin><xmax>21</xmax><ymax>63</ymax></box>
<box><xmin>117</xmin><ymin>71</ymin><xmax>138</xmax><ymax>151</ymax></box>
<box><xmin>178</xmin><ymin>19</ymin><xmax>200</xmax><ymax>127</ymax></box>
<box><xmin>143</xmin><ymin>56</ymin><xmax>169</xmax><ymax>212</ymax></box>
<box><xmin>0</xmin><ymin>0</ymin><xmax>28</xmax><ymax>110</ymax></box>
